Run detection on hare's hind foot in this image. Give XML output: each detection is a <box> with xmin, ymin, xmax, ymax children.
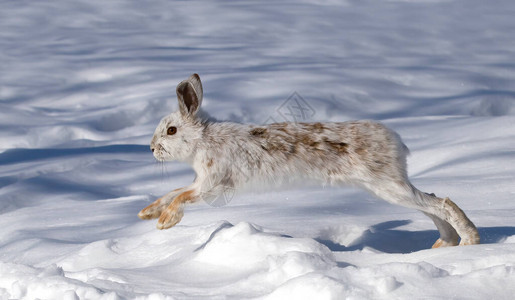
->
<box><xmin>425</xmin><ymin>197</ymin><xmax>480</xmax><ymax>247</ymax></box>
<box><xmin>432</xmin><ymin>238</ymin><xmax>459</xmax><ymax>248</ymax></box>
<box><xmin>432</xmin><ymin>233</ymin><xmax>479</xmax><ymax>248</ymax></box>
<box><xmin>440</xmin><ymin>197</ymin><xmax>480</xmax><ymax>246</ymax></box>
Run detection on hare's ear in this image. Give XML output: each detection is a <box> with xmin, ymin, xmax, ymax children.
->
<box><xmin>176</xmin><ymin>73</ymin><xmax>203</xmax><ymax>116</ymax></box>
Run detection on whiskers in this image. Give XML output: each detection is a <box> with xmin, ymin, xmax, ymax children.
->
<box><xmin>153</xmin><ymin>158</ymin><xmax>171</xmax><ymax>183</ymax></box>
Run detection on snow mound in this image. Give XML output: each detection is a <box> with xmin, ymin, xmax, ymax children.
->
<box><xmin>263</xmin><ymin>273</ymin><xmax>349</xmax><ymax>300</ymax></box>
<box><xmin>191</xmin><ymin>222</ymin><xmax>339</xmax><ymax>296</ymax></box>
<box><xmin>195</xmin><ymin>222</ymin><xmax>335</xmax><ymax>269</ymax></box>
<box><xmin>0</xmin><ymin>262</ymin><xmax>117</xmax><ymax>300</ymax></box>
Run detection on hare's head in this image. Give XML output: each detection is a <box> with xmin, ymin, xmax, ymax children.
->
<box><xmin>151</xmin><ymin>74</ymin><xmax>204</xmax><ymax>162</ymax></box>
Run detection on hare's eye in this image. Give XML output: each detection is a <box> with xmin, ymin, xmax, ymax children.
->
<box><xmin>167</xmin><ymin>126</ymin><xmax>177</xmax><ymax>135</ymax></box>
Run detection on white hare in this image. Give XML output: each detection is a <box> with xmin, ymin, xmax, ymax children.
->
<box><xmin>138</xmin><ymin>74</ymin><xmax>480</xmax><ymax>248</ymax></box>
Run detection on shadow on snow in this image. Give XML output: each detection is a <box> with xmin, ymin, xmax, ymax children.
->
<box><xmin>0</xmin><ymin>144</ymin><xmax>149</xmax><ymax>166</ymax></box>
<box><xmin>317</xmin><ymin>220</ymin><xmax>515</xmax><ymax>254</ymax></box>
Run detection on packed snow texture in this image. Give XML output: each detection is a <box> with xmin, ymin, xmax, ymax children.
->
<box><xmin>1</xmin><ymin>0</ymin><xmax>515</xmax><ymax>299</ymax></box>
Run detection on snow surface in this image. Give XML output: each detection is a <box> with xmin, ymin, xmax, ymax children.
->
<box><xmin>1</xmin><ymin>0</ymin><xmax>515</xmax><ymax>299</ymax></box>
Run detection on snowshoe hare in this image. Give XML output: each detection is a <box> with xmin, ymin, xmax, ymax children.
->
<box><xmin>138</xmin><ymin>73</ymin><xmax>480</xmax><ymax>248</ymax></box>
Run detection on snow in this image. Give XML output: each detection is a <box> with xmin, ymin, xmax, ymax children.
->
<box><xmin>1</xmin><ymin>0</ymin><xmax>515</xmax><ymax>299</ymax></box>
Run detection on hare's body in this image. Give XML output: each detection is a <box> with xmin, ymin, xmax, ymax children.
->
<box><xmin>139</xmin><ymin>74</ymin><xmax>480</xmax><ymax>248</ymax></box>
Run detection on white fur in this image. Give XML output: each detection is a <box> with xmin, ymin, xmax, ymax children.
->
<box><xmin>139</xmin><ymin>74</ymin><xmax>480</xmax><ymax>247</ymax></box>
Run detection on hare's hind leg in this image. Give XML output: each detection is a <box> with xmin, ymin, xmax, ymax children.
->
<box><xmin>366</xmin><ymin>180</ymin><xmax>479</xmax><ymax>247</ymax></box>
<box><xmin>138</xmin><ymin>188</ymin><xmax>184</xmax><ymax>220</ymax></box>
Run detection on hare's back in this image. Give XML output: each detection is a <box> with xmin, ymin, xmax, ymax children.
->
<box><xmin>258</xmin><ymin>120</ymin><xmax>405</xmax><ymax>156</ymax></box>
<box><xmin>248</xmin><ymin>120</ymin><xmax>408</xmax><ymax>181</ymax></box>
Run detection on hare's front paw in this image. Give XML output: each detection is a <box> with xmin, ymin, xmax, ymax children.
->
<box><xmin>138</xmin><ymin>199</ymin><xmax>163</xmax><ymax>220</ymax></box>
<box><xmin>157</xmin><ymin>205</ymin><xmax>184</xmax><ymax>230</ymax></box>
